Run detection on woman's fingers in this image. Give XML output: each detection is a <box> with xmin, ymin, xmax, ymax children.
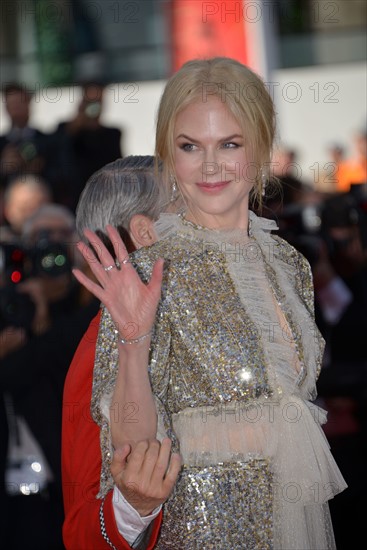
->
<box><xmin>150</xmin><ymin>439</ymin><xmax>172</xmax><ymax>485</ymax></box>
<box><xmin>83</xmin><ymin>228</ymin><xmax>117</xmax><ymax>271</ymax></box>
<box><xmin>163</xmin><ymin>452</ymin><xmax>182</xmax><ymax>492</ymax></box>
<box><xmin>80</xmin><ymin>228</ymin><xmax>133</xmax><ymax>285</ymax></box>
<box><xmin>74</xmin><ymin>229</ymin><xmax>164</xmax><ymax>336</ymax></box>
<box><xmin>82</xmin><ymin>229</ymin><xmax>106</xmax><ymax>262</ymax></box>
<box><xmin>123</xmin><ymin>440</ymin><xmax>150</xmax><ymax>475</ymax></box>
<box><xmin>111</xmin><ymin>439</ymin><xmax>181</xmax><ymax>515</ymax></box>
<box><xmin>151</xmin><ymin>258</ymin><xmax>164</xmax><ymax>281</ymax></box>
<box><xmin>111</xmin><ymin>444</ymin><xmax>132</xmax><ymax>480</ymax></box>
<box><xmin>149</xmin><ymin>258</ymin><xmax>164</xmax><ymax>295</ymax></box>
<box><xmin>76</xmin><ymin>241</ymin><xmax>109</xmax><ymax>286</ymax></box>
<box><xmin>106</xmin><ymin>225</ymin><xmax>129</xmax><ymax>264</ymax></box>
<box><xmin>72</xmin><ymin>267</ymin><xmax>105</xmax><ymax>302</ymax></box>
<box><xmin>140</xmin><ymin>440</ymin><xmax>161</xmax><ymax>480</ymax></box>
<box><xmin>147</xmin><ymin>438</ymin><xmax>181</xmax><ymax>496</ymax></box>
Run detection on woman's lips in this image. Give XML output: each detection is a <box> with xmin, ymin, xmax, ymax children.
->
<box><xmin>196</xmin><ymin>181</ymin><xmax>230</xmax><ymax>192</ymax></box>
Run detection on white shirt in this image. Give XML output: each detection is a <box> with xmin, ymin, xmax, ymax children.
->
<box><xmin>112</xmin><ymin>485</ymin><xmax>161</xmax><ymax>545</ymax></box>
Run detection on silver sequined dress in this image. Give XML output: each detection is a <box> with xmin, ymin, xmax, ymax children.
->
<box><xmin>92</xmin><ymin>212</ymin><xmax>346</xmax><ymax>549</ymax></box>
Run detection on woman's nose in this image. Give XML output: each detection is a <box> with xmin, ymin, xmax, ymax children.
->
<box><xmin>202</xmin><ymin>151</ymin><xmax>219</xmax><ymax>177</ymax></box>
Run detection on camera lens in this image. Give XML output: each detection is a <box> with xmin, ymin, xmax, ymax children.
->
<box><xmin>33</xmin><ymin>241</ymin><xmax>71</xmax><ymax>278</ymax></box>
<box><xmin>84</xmin><ymin>102</ymin><xmax>101</xmax><ymax>118</ymax></box>
<box><xmin>40</xmin><ymin>251</ymin><xmax>67</xmax><ymax>273</ymax></box>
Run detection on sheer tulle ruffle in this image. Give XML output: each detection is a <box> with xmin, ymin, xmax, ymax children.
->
<box><xmin>172</xmin><ymin>396</ymin><xmax>346</xmax><ymax>505</ymax></box>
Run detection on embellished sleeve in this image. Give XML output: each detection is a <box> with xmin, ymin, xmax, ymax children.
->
<box><xmin>271</xmin><ymin>235</ymin><xmax>325</xmax><ymax>386</ymax></box>
<box><xmin>295</xmin><ymin>251</ymin><xmax>316</xmax><ymax>319</ymax></box>
<box><xmin>92</xmin><ymin>306</ymin><xmax>120</xmax><ymax>498</ymax></box>
<box><xmin>149</xmin><ymin>291</ymin><xmax>178</xmax><ymax>451</ymax></box>
<box><xmin>132</xmin><ymin>246</ymin><xmax>179</xmax><ymax>453</ymax></box>
<box><xmin>271</xmin><ymin>234</ymin><xmax>316</xmax><ymax>319</ymax></box>
<box><xmin>293</xmin><ymin>249</ymin><xmax>325</xmax><ymax>383</ymax></box>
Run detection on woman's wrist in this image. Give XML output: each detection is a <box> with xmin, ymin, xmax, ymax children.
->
<box><xmin>119</xmin><ymin>330</ymin><xmax>152</xmax><ymax>345</ymax></box>
<box><xmin>117</xmin><ymin>336</ymin><xmax>152</xmax><ymax>360</ymax></box>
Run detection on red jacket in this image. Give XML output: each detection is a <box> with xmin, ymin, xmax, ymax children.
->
<box><xmin>62</xmin><ymin>311</ymin><xmax>162</xmax><ymax>549</ymax></box>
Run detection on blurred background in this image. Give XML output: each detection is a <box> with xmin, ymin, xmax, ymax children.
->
<box><xmin>0</xmin><ymin>1</ymin><xmax>366</xmax><ymax>549</ymax></box>
<box><xmin>0</xmin><ymin>0</ymin><xmax>366</xmax><ymax>175</ymax></box>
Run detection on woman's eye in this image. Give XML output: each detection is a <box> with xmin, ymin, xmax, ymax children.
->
<box><xmin>222</xmin><ymin>142</ymin><xmax>239</xmax><ymax>149</ymax></box>
<box><xmin>180</xmin><ymin>143</ymin><xmax>196</xmax><ymax>152</ymax></box>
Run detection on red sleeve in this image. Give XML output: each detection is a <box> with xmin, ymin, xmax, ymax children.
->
<box><xmin>62</xmin><ymin>311</ymin><xmax>162</xmax><ymax>549</ymax></box>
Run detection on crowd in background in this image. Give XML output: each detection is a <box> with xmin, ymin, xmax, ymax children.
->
<box><xmin>0</xmin><ymin>83</ymin><xmax>119</xmax><ymax>549</ymax></box>
<box><xmin>262</xmin><ymin>143</ymin><xmax>367</xmax><ymax>550</ymax></box>
<box><xmin>0</xmin><ymin>83</ymin><xmax>366</xmax><ymax>549</ymax></box>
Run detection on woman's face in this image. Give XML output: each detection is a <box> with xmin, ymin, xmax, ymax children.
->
<box><xmin>173</xmin><ymin>96</ymin><xmax>254</xmax><ymax>229</ymax></box>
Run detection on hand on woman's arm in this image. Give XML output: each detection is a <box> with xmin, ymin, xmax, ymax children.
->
<box><xmin>112</xmin><ymin>439</ymin><xmax>182</xmax><ymax>517</ymax></box>
<box><xmin>72</xmin><ymin>225</ymin><xmax>163</xmax><ymax>447</ymax></box>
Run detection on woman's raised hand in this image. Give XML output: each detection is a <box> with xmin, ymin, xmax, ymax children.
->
<box><xmin>73</xmin><ymin>225</ymin><xmax>164</xmax><ymax>342</ymax></box>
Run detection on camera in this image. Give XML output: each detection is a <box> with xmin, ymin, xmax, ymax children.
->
<box><xmin>0</xmin><ymin>234</ymin><xmax>72</xmax><ymax>330</ymax></box>
<box><xmin>7</xmin><ymin>134</ymin><xmax>39</xmax><ymax>163</ymax></box>
<box><xmin>18</xmin><ymin>140</ymin><xmax>38</xmax><ymax>162</ymax></box>
<box><xmin>84</xmin><ymin>101</ymin><xmax>101</xmax><ymax>119</ymax></box>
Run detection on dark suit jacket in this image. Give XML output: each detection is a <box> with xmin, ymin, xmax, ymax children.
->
<box><xmin>54</xmin><ymin>123</ymin><xmax>122</xmax><ymax>209</ymax></box>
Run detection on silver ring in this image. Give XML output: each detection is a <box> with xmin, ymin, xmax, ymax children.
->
<box><xmin>103</xmin><ymin>264</ymin><xmax>115</xmax><ymax>272</ymax></box>
<box><xmin>121</xmin><ymin>257</ymin><xmax>130</xmax><ymax>265</ymax></box>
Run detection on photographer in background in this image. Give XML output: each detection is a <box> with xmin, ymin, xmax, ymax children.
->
<box><xmin>55</xmin><ymin>82</ymin><xmax>122</xmax><ymax>210</ymax></box>
<box><xmin>316</xmin><ymin>191</ymin><xmax>367</xmax><ymax>550</ymax></box>
<box><xmin>318</xmin><ymin>192</ymin><xmax>367</xmax><ymax>363</ymax></box>
<box><xmin>0</xmin><ymin>204</ymin><xmax>99</xmax><ymax>549</ymax></box>
<box><xmin>0</xmin><ymin>84</ymin><xmax>57</xmax><ymax>191</ymax></box>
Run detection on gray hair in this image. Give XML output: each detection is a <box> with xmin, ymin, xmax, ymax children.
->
<box><xmin>76</xmin><ymin>156</ymin><xmax>165</xmax><ymax>248</ymax></box>
<box><xmin>22</xmin><ymin>203</ymin><xmax>75</xmax><ymax>239</ymax></box>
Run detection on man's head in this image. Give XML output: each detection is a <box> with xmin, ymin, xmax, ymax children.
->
<box><xmin>76</xmin><ymin>156</ymin><xmax>165</xmax><ymax>254</ymax></box>
<box><xmin>22</xmin><ymin>203</ymin><xmax>75</xmax><ymax>246</ymax></box>
<box><xmin>4</xmin><ymin>174</ymin><xmax>52</xmax><ymax>235</ymax></box>
<box><xmin>3</xmin><ymin>84</ymin><xmax>32</xmax><ymax>128</ymax></box>
<box><xmin>78</xmin><ymin>82</ymin><xmax>105</xmax><ymax>122</ymax></box>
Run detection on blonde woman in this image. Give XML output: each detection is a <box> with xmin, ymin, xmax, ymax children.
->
<box><xmin>74</xmin><ymin>58</ymin><xmax>346</xmax><ymax>549</ymax></box>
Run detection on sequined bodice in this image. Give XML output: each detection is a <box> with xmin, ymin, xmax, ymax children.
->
<box><xmin>133</xmin><ymin>216</ymin><xmax>314</xmax><ymax>415</ymax></box>
<box><xmin>147</xmin><ymin>232</ymin><xmax>275</xmax><ymax>414</ymax></box>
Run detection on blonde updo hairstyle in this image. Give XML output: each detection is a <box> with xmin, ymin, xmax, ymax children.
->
<box><xmin>155</xmin><ymin>57</ymin><xmax>276</xmax><ymax>205</ymax></box>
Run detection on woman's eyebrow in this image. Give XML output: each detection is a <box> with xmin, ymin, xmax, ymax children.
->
<box><xmin>175</xmin><ymin>133</ymin><xmax>243</xmax><ymax>141</ymax></box>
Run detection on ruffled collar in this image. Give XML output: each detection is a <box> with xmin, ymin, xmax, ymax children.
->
<box><xmin>247</xmin><ymin>211</ymin><xmax>278</xmax><ymax>236</ymax></box>
<box><xmin>154</xmin><ymin>211</ymin><xmax>278</xmax><ymax>246</ymax></box>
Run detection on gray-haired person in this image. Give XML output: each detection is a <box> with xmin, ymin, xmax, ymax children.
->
<box><xmin>62</xmin><ymin>155</ymin><xmax>180</xmax><ymax>550</ymax></box>
<box><xmin>76</xmin><ymin>155</ymin><xmax>165</xmax><ymax>255</ymax></box>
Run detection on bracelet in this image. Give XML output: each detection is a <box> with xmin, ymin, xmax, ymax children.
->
<box><xmin>119</xmin><ymin>331</ymin><xmax>152</xmax><ymax>345</ymax></box>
